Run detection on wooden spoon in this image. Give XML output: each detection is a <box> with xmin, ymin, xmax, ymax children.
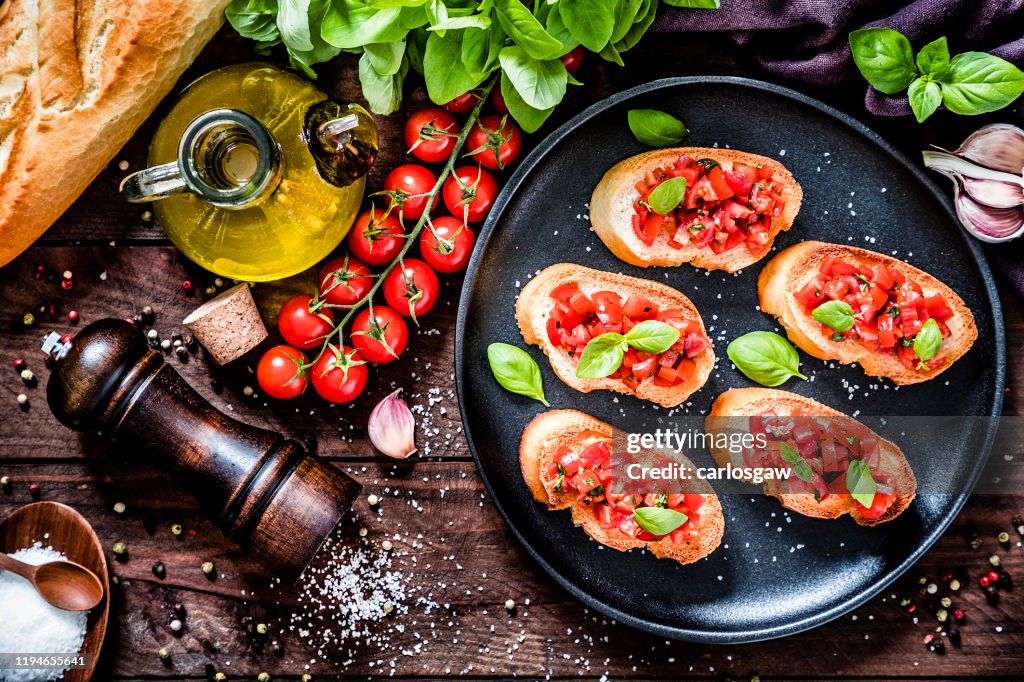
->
<box><xmin>0</xmin><ymin>502</ymin><xmax>110</xmax><ymax>681</ymax></box>
<box><xmin>0</xmin><ymin>551</ymin><xmax>104</xmax><ymax>610</ymax></box>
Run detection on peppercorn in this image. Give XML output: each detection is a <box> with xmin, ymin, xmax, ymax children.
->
<box><xmin>505</xmin><ymin>599</ymin><xmax>515</xmax><ymax>611</ymax></box>
<box><xmin>158</xmin><ymin>647</ymin><xmax>170</xmax><ymax>661</ymax></box>
<box><xmin>0</xmin><ymin>476</ymin><xmax>9</xmax><ymax>492</ymax></box>
<box><xmin>1014</xmin><ymin>516</ymin><xmax>1024</xmax><ymax>536</ymax></box>
<box><xmin>210</xmin><ymin>379</ymin><xmax>223</xmax><ymax>394</ymax></box>
<box><xmin>182</xmin><ymin>280</ymin><xmax>193</xmax><ymax>292</ymax></box>
<box><xmin>20</xmin><ymin>369</ymin><xmax>35</xmax><ymax>384</ymax></box>
<box><xmin>147</xmin><ymin>329</ymin><xmax>158</xmax><ymax>340</ymax></box>
<box><xmin>242</xmin><ymin>385</ymin><xmax>254</xmax><ymax>397</ymax></box>
<box><xmin>367</xmin><ymin>494</ymin><xmax>380</xmax><ymax>506</ymax></box>
<box><xmin>142</xmin><ymin>305</ymin><xmax>155</xmax><ymax>322</ymax></box>
<box><xmin>980</xmin><ymin>575</ymin><xmax>991</xmax><ymax>587</ymax></box>
<box><xmin>170</xmin><ymin>523</ymin><xmax>183</xmax><ymax>537</ymax></box>
<box><xmin>931</xmin><ymin>639</ymin><xmax>945</xmax><ymax>655</ymax></box>
<box><xmin>301</xmin><ymin>675</ymin><xmax>312</xmax><ymax>682</ymax></box>
<box><xmin>997</xmin><ymin>569</ymin><xmax>1013</xmax><ymax>590</ymax></box>
<box><xmin>940</xmin><ymin>596</ymin><xmax>952</xmax><ymax>608</ymax></box>
<box><xmin>60</xmin><ymin>279</ymin><xmax>73</xmax><ymax>291</ymax></box>
<box><xmin>152</xmin><ymin>561</ymin><xmax>166</xmax><ymax>579</ymax></box>
<box><xmin>28</xmin><ymin>483</ymin><xmax>40</xmax><ymax>499</ymax></box>
<box><xmin>112</xmin><ymin>541</ymin><xmax>127</xmax><ymax>557</ymax></box>
<box><xmin>949</xmin><ymin>579</ymin><xmax>961</xmax><ymax>591</ymax></box>
<box><xmin>303</xmin><ymin>435</ymin><xmax>318</xmax><ymax>454</ymax></box>
<box><xmin>947</xmin><ymin>626</ymin><xmax>961</xmax><ymax>645</ymax></box>
<box><xmin>953</xmin><ymin>607</ymin><xmax>966</xmax><ymax>623</ymax></box>
<box><xmin>160</xmin><ymin>339</ymin><xmax>172</xmax><ymax>351</ymax></box>
<box><xmin>382</xmin><ymin>540</ymin><xmax>393</xmax><ymax>552</ymax></box>
<box><xmin>175</xmin><ymin>347</ymin><xmax>189</xmax><ymax>363</ymax></box>
<box><xmin>184</xmin><ymin>335</ymin><xmax>197</xmax><ymax>353</ymax></box>
<box><xmin>133</xmin><ymin>313</ymin><xmax>145</xmax><ymax>326</ymax></box>
<box><xmin>989</xmin><ymin>555</ymin><xmax>1001</xmax><ymax>567</ymax></box>
<box><xmin>256</xmin><ymin>623</ymin><xmax>268</xmax><ymax>635</ymax></box>
<box><xmin>17</xmin><ymin>394</ymin><xmax>28</xmax><ymax>409</ymax></box>
<box><xmin>382</xmin><ymin>600</ymin><xmax>395</xmax><ymax>615</ymax></box>
<box><xmin>926</xmin><ymin>582</ymin><xmax>937</xmax><ymax>594</ymax></box>
<box><xmin>201</xmin><ymin>561</ymin><xmax>214</xmax><ymax>576</ymax></box>
<box><xmin>988</xmin><ymin>569</ymin><xmax>1001</xmax><ymax>583</ymax></box>
<box><xmin>970</xmin><ymin>538</ymin><xmax>983</xmax><ymax>550</ymax></box>
<box><xmin>984</xmin><ymin>585</ymin><xmax>999</xmax><ymax>605</ymax></box>
<box><xmin>358</xmin><ymin>527</ymin><xmax>368</xmax><ymax>537</ymax></box>
<box><xmin>936</xmin><ymin>608</ymin><xmax>948</xmax><ymax>623</ymax></box>
<box><xmin>169</xmin><ymin>618</ymin><xmax>182</xmax><ymax>633</ymax></box>
<box><xmin>12</xmin><ymin>359</ymin><xmax>25</xmax><ymax>371</ymax></box>
<box><xmin>257</xmin><ymin>673</ymin><xmax>270</xmax><ymax>682</ymax></box>
<box><xmin>22</xmin><ymin>313</ymin><xmax>35</xmax><ymax>326</ymax></box>
<box><xmin>214</xmin><ymin>674</ymin><xmax>227</xmax><ymax>682</ymax></box>
<box><xmin>67</xmin><ymin>310</ymin><xmax>79</xmax><ymax>324</ymax></box>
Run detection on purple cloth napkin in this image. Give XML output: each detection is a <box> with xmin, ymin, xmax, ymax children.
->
<box><xmin>655</xmin><ymin>0</ymin><xmax>1024</xmax><ymax>117</ymax></box>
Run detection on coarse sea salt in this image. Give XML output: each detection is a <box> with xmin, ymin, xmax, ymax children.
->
<box><xmin>0</xmin><ymin>543</ymin><xmax>88</xmax><ymax>682</ymax></box>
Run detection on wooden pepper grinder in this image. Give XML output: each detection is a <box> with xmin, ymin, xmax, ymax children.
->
<box><xmin>42</xmin><ymin>319</ymin><xmax>361</xmax><ymax>582</ymax></box>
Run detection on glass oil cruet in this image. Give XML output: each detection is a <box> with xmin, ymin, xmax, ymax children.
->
<box><xmin>120</xmin><ymin>63</ymin><xmax>378</xmax><ymax>281</ymax></box>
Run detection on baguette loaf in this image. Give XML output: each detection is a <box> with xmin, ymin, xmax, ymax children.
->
<box><xmin>520</xmin><ymin>409</ymin><xmax>724</xmax><ymax>564</ymax></box>
<box><xmin>590</xmin><ymin>148</ymin><xmax>802</xmax><ymax>272</ymax></box>
<box><xmin>516</xmin><ymin>263</ymin><xmax>715</xmax><ymax>407</ymax></box>
<box><xmin>0</xmin><ymin>0</ymin><xmax>231</xmax><ymax>267</ymax></box>
<box><xmin>707</xmin><ymin>388</ymin><xmax>916</xmax><ymax>526</ymax></box>
<box><xmin>758</xmin><ymin>241</ymin><xmax>977</xmax><ymax>384</ymax></box>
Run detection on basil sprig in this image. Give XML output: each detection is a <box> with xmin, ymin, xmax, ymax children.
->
<box><xmin>627</xmin><ymin>109</ymin><xmax>689</xmax><ymax>147</ymax></box>
<box><xmin>576</xmin><ymin>320</ymin><xmax>682</xmax><ymax>379</ymax></box>
<box><xmin>849</xmin><ymin>28</ymin><xmax>1024</xmax><ymax>122</ymax></box>
<box><xmin>913</xmin><ymin>318</ymin><xmax>942</xmax><ymax>370</ymax></box>
<box><xmin>779</xmin><ymin>442</ymin><xmax>814</xmax><ymax>484</ymax></box>
<box><xmin>811</xmin><ymin>300</ymin><xmax>855</xmax><ymax>333</ymax></box>
<box><xmin>845</xmin><ymin>459</ymin><xmax>877</xmax><ymax>509</ymax></box>
<box><xmin>646</xmin><ymin>177</ymin><xmax>688</xmax><ymax>215</ymax></box>
<box><xmin>633</xmin><ymin>506</ymin><xmax>689</xmax><ymax>536</ymax></box>
<box><xmin>726</xmin><ymin>331</ymin><xmax>807</xmax><ymax>387</ymax></box>
<box><xmin>228</xmin><ymin>0</ymin><xmax>718</xmax><ymax>132</ymax></box>
<box><xmin>487</xmin><ymin>342</ymin><xmax>550</xmax><ymax>406</ymax></box>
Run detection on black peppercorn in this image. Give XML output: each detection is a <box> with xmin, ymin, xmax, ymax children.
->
<box><xmin>984</xmin><ymin>585</ymin><xmax>999</xmax><ymax>605</ymax></box>
<box><xmin>303</xmin><ymin>435</ymin><xmax>319</xmax><ymax>454</ymax></box>
<box><xmin>152</xmin><ymin>560</ymin><xmax>166</xmax><ymax>579</ymax></box>
<box><xmin>175</xmin><ymin>346</ymin><xmax>189</xmax><ymax>363</ymax></box>
<box><xmin>997</xmin><ymin>569</ymin><xmax>1013</xmax><ymax>590</ymax></box>
<box><xmin>210</xmin><ymin>379</ymin><xmax>223</xmax><ymax>394</ymax></box>
<box><xmin>930</xmin><ymin>639</ymin><xmax>945</xmax><ymax>655</ymax></box>
<box><xmin>184</xmin><ymin>335</ymin><xmax>198</xmax><ymax>353</ymax></box>
<box><xmin>147</xmin><ymin>339</ymin><xmax>160</xmax><ymax>350</ymax></box>
<box><xmin>946</xmin><ymin>627</ymin><xmax>961</xmax><ymax>645</ymax></box>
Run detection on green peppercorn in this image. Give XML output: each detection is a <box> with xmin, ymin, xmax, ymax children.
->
<box><xmin>301</xmin><ymin>675</ymin><xmax>312</xmax><ymax>682</ymax></box>
<box><xmin>970</xmin><ymin>538</ymin><xmax>983</xmax><ymax>550</ymax></box>
<box><xmin>936</xmin><ymin>608</ymin><xmax>948</xmax><ymax>623</ymax></box>
<box><xmin>202</xmin><ymin>561</ymin><xmax>214</xmax><ymax>575</ymax></box>
<box><xmin>112</xmin><ymin>541</ymin><xmax>127</xmax><ymax>556</ymax></box>
<box><xmin>998</xmin><ymin>531</ymin><xmax>1010</xmax><ymax>544</ymax></box>
<box><xmin>940</xmin><ymin>596</ymin><xmax>952</xmax><ymax>608</ymax></box>
<box><xmin>214</xmin><ymin>674</ymin><xmax>227</xmax><ymax>682</ymax></box>
<box><xmin>22</xmin><ymin>313</ymin><xmax>35</xmax><ymax>326</ymax></box>
<box><xmin>158</xmin><ymin>647</ymin><xmax>170</xmax><ymax>661</ymax></box>
<box><xmin>257</xmin><ymin>673</ymin><xmax>270</xmax><ymax>682</ymax></box>
<box><xmin>171</xmin><ymin>523</ymin><xmax>182</xmax><ymax>537</ymax></box>
<box><xmin>256</xmin><ymin>623</ymin><xmax>268</xmax><ymax>635</ymax></box>
<box><xmin>989</xmin><ymin>554</ymin><xmax>1001</xmax><ymax>567</ymax></box>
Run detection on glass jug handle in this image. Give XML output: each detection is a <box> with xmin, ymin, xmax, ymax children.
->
<box><xmin>120</xmin><ymin>162</ymin><xmax>188</xmax><ymax>203</ymax></box>
<box><xmin>305</xmin><ymin>101</ymin><xmax>379</xmax><ymax>187</ymax></box>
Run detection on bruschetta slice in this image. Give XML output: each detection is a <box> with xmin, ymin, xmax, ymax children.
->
<box><xmin>521</xmin><ymin>409</ymin><xmax>725</xmax><ymax>564</ymax></box>
<box><xmin>707</xmin><ymin>388</ymin><xmax>916</xmax><ymax>526</ymax></box>
<box><xmin>758</xmin><ymin>241</ymin><xmax>977</xmax><ymax>384</ymax></box>
<box><xmin>590</xmin><ymin>148</ymin><xmax>802</xmax><ymax>272</ymax></box>
<box><xmin>516</xmin><ymin>263</ymin><xmax>715</xmax><ymax>407</ymax></box>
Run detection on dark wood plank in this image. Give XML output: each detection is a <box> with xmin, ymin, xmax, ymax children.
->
<box><xmin>0</xmin><ymin>462</ymin><xmax>1021</xmax><ymax>680</ymax></box>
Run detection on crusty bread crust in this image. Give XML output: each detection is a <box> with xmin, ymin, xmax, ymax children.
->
<box><xmin>520</xmin><ymin>409</ymin><xmax>724</xmax><ymax>564</ymax></box>
<box><xmin>707</xmin><ymin>388</ymin><xmax>916</xmax><ymax>526</ymax></box>
<box><xmin>0</xmin><ymin>0</ymin><xmax>231</xmax><ymax>267</ymax></box>
<box><xmin>590</xmin><ymin>147</ymin><xmax>802</xmax><ymax>273</ymax></box>
<box><xmin>516</xmin><ymin>263</ymin><xmax>715</xmax><ymax>407</ymax></box>
<box><xmin>758</xmin><ymin>241</ymin><xmax>977</xmax><ymax>385</ymax></box>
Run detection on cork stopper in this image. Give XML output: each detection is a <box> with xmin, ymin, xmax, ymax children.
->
<box><xmin>183</xmin><ymin>283</ymin><xmax>267</xmax><ymax>364</ymax></box>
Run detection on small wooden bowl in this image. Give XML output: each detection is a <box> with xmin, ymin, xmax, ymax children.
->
<box><xmin>0</xmin><ymin>502</ymin><xmax>110</xmax><ymax>682</ymax></box>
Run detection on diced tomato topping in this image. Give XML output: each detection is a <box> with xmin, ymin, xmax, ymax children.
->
<box><xmin>793</xmin><ymin>257</ymin><xmax>952</xmax><ymax>372</ymax></box>
<box><xmin>551</xmin><ymin>282</ymin><xmax>579</xmax><ymax>303</ymax></box>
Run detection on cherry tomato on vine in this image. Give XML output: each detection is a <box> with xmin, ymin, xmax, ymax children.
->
<box><xmin>442</xmin><ymin>166</ymin><xmax>498</xmax><ymax>223</ymax></box>
<box><xmin>490</xmin><ymin>88</ymin><xmax>508</xmax><ymax>114</ymax></box>
<box><xmin>257</xmin><ymin>345</ymin><xmax>308</xmax><ymax>400</ymax></box>
<box><xmin>405</xmin><ymin>107</ymin><xmax>461</xmax><ymax>163</ymax></box>
<box><xmin>420</xmin><ymin>216</ymin><xmax>475</xmax><ymax>273</ymax></box>
<box><xmin>319</xmin><ymin>256</ymin><xmax>373</xmax><ymax>306</ymax></box>
<box><xmin>278</xmin><ymin>294</ymin><xmax>334</xmax><ymax>349</ymax></box>
<box><xmin>466</xmin><ymin>115</ymin><xmax>522</xmax><ymax>170</ymax></box>
<box><xmin>351</xmin><ymin>306</ymin><xmax>409</xmax><ymax>364</ymax></box>
<box><xmin>347</xmin><ymin>207</ymin><xmax>405</xmax><ymax>266</ymax></box>
<box><xmin>311</xmin><ymin>345</ymin><xmax>368</xmax><ymax>403</ymax></box>
<box><xmin>561</xmin><ymin>45</ymin><xmax>584</xmax><ymax>74</ymax></box>
<box><xmin>444</xmin><ymin>90</ymin><xmax>480</xmax><ymax>113</ymax></box>
<box><xmin>383</xmin><ymin>259</ymin><xmax>440</xmax><ymax>318</ymax></box>
<box><xmin>384</xmin><ymin>164</ymin><xmax>439</xmax><ymax>221</ymax></box>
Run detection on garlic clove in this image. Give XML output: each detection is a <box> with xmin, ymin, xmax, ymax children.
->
<box><xmin>962</xmin><ymin>175</ymin><xmax>1024</xmax><ymax>210</ymax></box>
<box><xmin>953</xmin><ymin>182</ymin><xmax>1024</xmax><ymax>243</ymax></box>
<box><xmin>367</xmin><ymin>389</ymin><xmax>417</xmax><ymax>459</ymax></box>
<box><xmin>954</xmin><ymin>123</ymin><xmax>1024</xmax><ymax>175</ymax></box>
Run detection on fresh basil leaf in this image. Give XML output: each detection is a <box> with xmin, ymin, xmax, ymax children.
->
<box><xmin>424</xmin><ymin>30</ymin><xmax>486</xmax><ymax>103</ymax></box>
<box><xmin>908</xmin><ymin>78</ymin><xmax>942</xmax><ymax>122</ymax></box>
<box><xmin>726</xmin><ymin>331</ymin><xmax>808</xmax><ymax>387</ymax></box>
<box><xmin>849</xmin><ymin>27</ymin><xmax>918</xmax><ymax>95</ymax></box>
<box><xmin>915</xmin><ymin>36</ymin><xmax>950</xmax><ymax>78</ymax></box>
<box><xmin>913</xmin><ymin>317</ymin><xmax>942</xmax><ymax>364</ymax></box>
<box><xmin>461</xmin><ymin>27</ymin><xmax>494</xmax><ymax>77</ymax></box>
<box><xmin>278</xmin><ymin>0</ymin><xmax>313</xmax><ymax>52</ymax></box>
<box><xmin>845</xmin><ymin>459</ymin><xmax>877</xmax><ymax>509</ymax></box>
<box><xmin>617</xmin><ymin>0</ymin><xmax>658</xmax><ymax>52</ymax></box>
<box><xmin>558</xmin><ymin>0</ymin><xmax>616</xmax><ymax>53</ymax></box>
<box><xmin>358</xmin><ymin>52</ymin><xmax>409</xmax><ymax>115</ymax></box>
<box><xmin>322</xmin><ymin>5</ymin><xmax>407</xmax><ymax>49</ymax></box>
<box><xmin>498</xmin><ymin>45</ymin><xmax>568</xmax><ymax>110</ymax></box>
<box><xmin>625</xmin><ymin>320</ymin><xmax>681</xmax><ymax>354</ymax></box>
<box><xmin>645</xmin><ymin>176</ymin><xmax>687</xmax><ymax>215</ymax></box>
<box><xmin>493</xmin><ymin>0</ymin><xmax>563</xmax><ymax>60</ymax></box>
<box><xmin>939</xmin><ymin>52</ymin><xmax>1024</xmax><ymax>115</ymax></box>
<box><xmin>811</xmin><ymin>300</ymin><xmax>855</xmax><ymax>333</ymax></box>
<box><xmin>544</xmin><ymin>4</ymin><xmax>580</xmax><ymax>55</ymax></box>
<box><xmin>406</xmin><ymin>26</ymin><xmax>428</xmax><ymax>74</ymax></box>
<box><xmin>576</xmin><ymin>333</ymin><xmax>627</xmax><ymax>379</ymax></box>
<box><xmin>487</xmin><ymin>343</ymin><xmax>550</xmax><ymax>406</ymax></box>
<box><xmin>429</xmin><ymin>15</ymin><xmax>492</xmax><ymax>31</ymax></box>
<box><xmin>779</xmin><ymin>442</ymin><xmax>814</xmax><ymax>484</ymax></box>
<box><xmin>364</xmin><ymin>40</ymin><xmax>406</xmax><ymax>76</ymax></box>
<box><xmin>664</xmin><ymin>0</ymin><xmax>720</xmax><ymax>7</ymax></box>
<box><xmin>633</xmin><ymin>506</ymin><xmax>688</xmax><ymax>535</ymax></box>
<box><xmin>611</xmin><ymin>0</ymin><xmax>644</xmax><ymax>44</ymax></box>
<box><xmin>598</xmin><ymin>40</ymin><xmax>624</xmax><ymax>66</ymax></box>
<box><xmin>501</xmin><ymin>71</ymin><xmax>555</xmax><ymax>133</ymax></box>
<box><xmin>627</xmin><ymin>109</ymin><xmax>688</xmax><ymax>147</ymax></box>
<box><xmin>227</xmin><ymin>0</ymin><xmax>282</xmax><ymax>43</ymax></box>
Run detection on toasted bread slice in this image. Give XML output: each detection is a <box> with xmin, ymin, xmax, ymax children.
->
<box><xmin>516</xmin><ymin>263</ymin><xmax>715</xmax><ymax>408</ymax></box>
<box><xmin>590</xmin><ymin>147</ymin><xmax>802</xmax><ymax>272</ymax></box>
<box><xmin>520</xmin><ymin>409</ymin><xmax>724</xmax><ymax>564</ymax></box>
<box><xmin>707</xmin><ymin>388</ymin><xmax>916</xmax><ymax>526</ymax></box>
<box><xmin>758</xmin><ymin>241</ymin><xmax>977</xmax><ymax>385</ymax></box>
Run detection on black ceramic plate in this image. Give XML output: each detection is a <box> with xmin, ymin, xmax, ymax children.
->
<box><xmin>455</xmin><ymin>77</ymin><xmax>1005</xmax><ymax>643</ymax></box>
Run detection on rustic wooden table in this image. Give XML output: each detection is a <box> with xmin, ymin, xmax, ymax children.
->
<box><xmin>1</xmin><ymin>27</ymin><xmax>1021</xmax><ymax>681</ymax></box>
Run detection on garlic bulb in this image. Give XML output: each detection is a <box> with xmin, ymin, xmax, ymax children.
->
<box><xmin>367</xmin><ymin>390</ymin><xmax>417</xmax><ymax>459</ymax></box>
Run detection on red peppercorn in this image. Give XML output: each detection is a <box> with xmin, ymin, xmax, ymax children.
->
<box><xmin>906</xmin><ymin>603</ymin><xmax>917</xmax><ymax>613</ymax></box>
<box><xmin>987</xmin><ymin>570</ymin><xmax>1001</xmax><ymax>583</ymax></box>
<box><xmin>28</xmin><ymin>483</ymin><xmax>40</xmax><ymax>499</ymax></box>
<box><xmin>182</xmin><ymin>280</ymin><xmax>192</xmax><ymax>291</ymax></box>
<box><xmin>13</xmin><ymin>359</ymin><xmax>25</xmax><ymax>371</ymax></box>
<box><xmin>941</xmin><ymin>572</ymin><xmax>953</xmax><ymax>583</ymax></box>
<box><xmin>953</xmin><ymin>607</ymin><xmax>966</xmax><ymax>623</ymax></box>
<box><xmin>68</xmin><ymin>310</ymin><xmax>79</xmax><ymax>323</ymax></box>
<box><xmin>923</xmin><ymin>633</ymin><xmax>935</xmax><ymax>645</ymax></box>
<box><xmin>980</xmin><ymin>575</ymin><xmax>991</xmax><ymax>587</ymax></box>
<box><xmin>60</xmin><ymin>334</ymin><xmax>73</xmax><ymax>344</ymax></box>
<box><xmin>61</xmin><ymin>279</ymin><xmax>73</xmax><ymax>290</ymax></box>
